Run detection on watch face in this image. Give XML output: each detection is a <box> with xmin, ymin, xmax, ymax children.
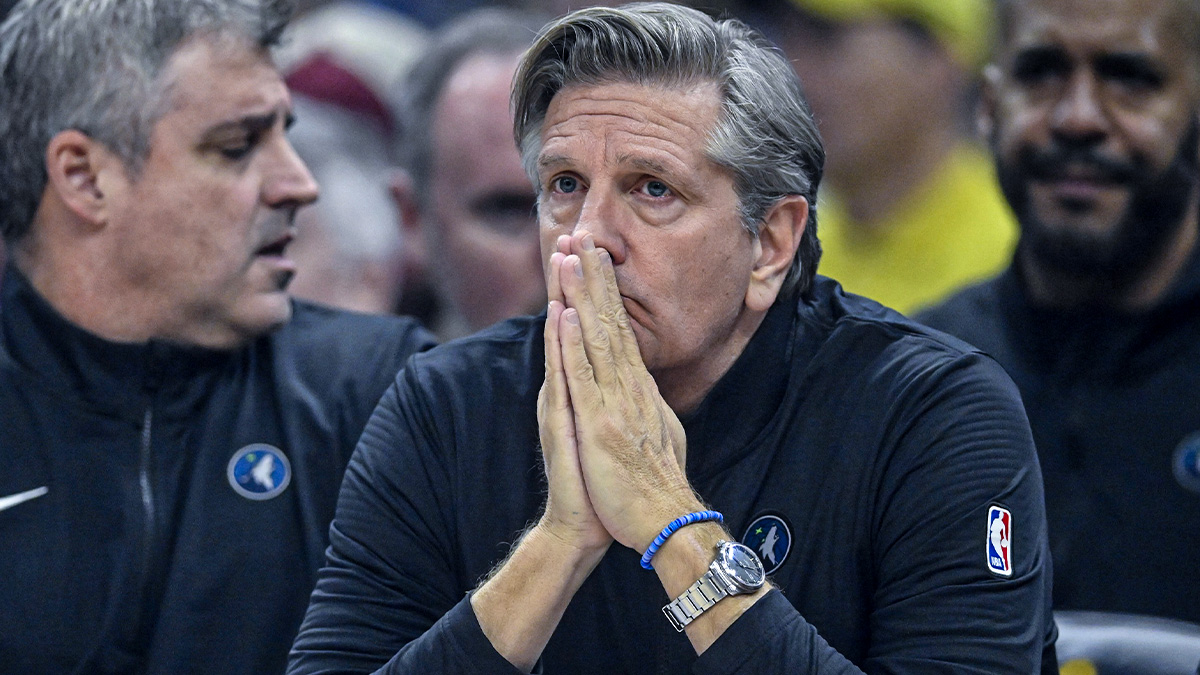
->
<box><xmin>718</xmin><ymin>541</ymin><xmax>765</xmax><ymax>590</ymax></box>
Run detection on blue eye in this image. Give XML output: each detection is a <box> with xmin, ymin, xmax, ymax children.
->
<box><xmin>553</xmin><ymin>176</ymin><xmax>579</xmax><ymax>193</ymax></box>
<box><xmin>643</xmin><ymin>180</ymin><xmax>669</xmax><ymax>198</ymax></box>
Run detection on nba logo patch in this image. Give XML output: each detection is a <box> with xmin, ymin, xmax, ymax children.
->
<box><xmin>741</xmin><ymin>513</ymin><xmax>792</xmax><ymax>575</ymax></box>
<box><xmin>986</xmin><ymin>505</ymin><xmax>1013</xmax><ymax>577</ymax></box>
<box><xmin>227</xmin><ymin>444</ymin><xmax>291</xmax><ymax>501</ymax></box>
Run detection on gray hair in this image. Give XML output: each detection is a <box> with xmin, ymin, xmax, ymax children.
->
<box><xmin>393</xmin><ymin>8</ymin><xmax>549</xmax><ymax>211</ymax></box>
<box><xmin>0</xmin><ymin>0</ymin><xmax>294</xmax><ymax>242</ymax></box>
<box><xmin>512</xmin><ymin>2</ymin><xmax>824</xmax><ymax>298</ymax></box>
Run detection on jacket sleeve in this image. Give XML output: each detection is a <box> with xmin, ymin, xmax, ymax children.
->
<box><xmin>694</xmin><ymin>352</ymin><xmax>1054</xmax><ymax>674</ymax></box>
<box><xmin>287</xmin><ymin>362</ymin><xmax>526</xmax><ymax>675</ymax></box>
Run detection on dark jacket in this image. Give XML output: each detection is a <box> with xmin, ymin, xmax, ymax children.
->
<box><xmin>0</xmin><ymin>266</ymin><xmax>435</xmax><ymax>674</ymax></box>
<box><xmin>919</xmin><ymin>248</ymin><xmax>1200</xmax><ymax>624</ymax></box>
<box><xmin>290</xmin><ymin>277</ymin><xmax>1058</xmax><ymax>674</ymax></box>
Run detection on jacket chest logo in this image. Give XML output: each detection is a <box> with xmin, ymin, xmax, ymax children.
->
<box><xmin>1173</xmin><ymin>432</ymin><xmax>1200</xmax><ymax>495</ymax></box>
<box><xmin>227</xmin><ymin>444</ymin><xmax>292</xmax><ymax>501</ymax></box>
<box><xmin>741</xmin><ymin>512</ymin><xmax>793</xmax><ymax>575</ymax></box>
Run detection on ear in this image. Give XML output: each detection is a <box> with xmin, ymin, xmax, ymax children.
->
<box><xmin>43</xmin><ymin>130</ymin><xmax>114</xmax><ymax>227</ymax></box>
<box><xmin>746</xmin><ymin>195</ymin><xmax>808</xmax><ymax>312</ymax></box>
<box><xmin>977</xmin><ymin>64</ymin><xmax>1002</xmax><ymax>141</ymax></box>
<box><xmin>389</xmin><ymin>168</ymin><xmax>429</xmax><ymax>271</ymax></box>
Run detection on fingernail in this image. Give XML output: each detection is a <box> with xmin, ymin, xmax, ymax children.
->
<box><xmin>565</xmin><ymin>309</ymin><xmax>579</xmax><ymax>324</ymax></box>
<box><xmin>582</xmin><ymin>234</ymin><xmax>595</xmax><ymax>251</ymax></box>
<box><xmin>599</xmin><ymin>250</ymin><xmax>611</xmax><ymax>264</ymax></box>
<box><xmin>573</xmin><ymin>258</ymin><xmax>583</xmax><ymax>278</ymax></box>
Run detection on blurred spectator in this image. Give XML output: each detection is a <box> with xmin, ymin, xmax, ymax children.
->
<box><xmin>920</xmin><ymin>0</ymin><xmax>1200</xmax><ymax>623</ymax></box>
<box><xmin>391</xmin><ymin>9</ymin><xmax>548</xmax><ymax>340</ymax></box>
<box><xmin>281</xmin><ymin>0</ymin><xmax>427</xmax><ymax>93</ymax></box>
<box><xmin>279</xmin><ymin>1</ymin><xmax>428</xmax><ymax>313</ymax></box>
<box><xmin>357</xmin><ymin>0</ymin><xmax>484</xmax><ymax>28</ymax></box>
<box><xmin>765</xmin><ymin>0</ymin><xmax>1016</xmax><ymax>314</ymax></box>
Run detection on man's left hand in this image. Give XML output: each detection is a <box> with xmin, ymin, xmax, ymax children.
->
<box><xmin>548</xmin><ymin>232</ymin><xmax>699</xmax><ymax>553</ymax></box>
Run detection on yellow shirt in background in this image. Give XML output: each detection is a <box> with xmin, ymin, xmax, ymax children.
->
<box><xmin>815</xmin><ymin>143</ymin><xmax>1018</xmax><ymax>315</ymax></box>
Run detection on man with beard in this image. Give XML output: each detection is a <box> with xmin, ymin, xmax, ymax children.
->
<box><xmin>920</xmin><ymin>0</ymin><xmax>1200</xmax><ymax>623</ymax></box>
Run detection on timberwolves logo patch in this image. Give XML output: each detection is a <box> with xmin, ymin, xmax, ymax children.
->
<box><xmin>227</xmin><ymin>444</ymin><xmax>291</xmax><ymax>501</ymax></box>
<box><xmin>1174</xmin><ymin>433</ymin><xmax>1200</xmax><ymax>495</ymax></box>
<box><xmin>741</xmin><ymin>513</ymin><xmax>792</xmax><ymax>575</ymax></box>
<box><xmin>986</xmin><ymin>505</ymin><xmax>1013</xmax><ymax>577</ymax></box>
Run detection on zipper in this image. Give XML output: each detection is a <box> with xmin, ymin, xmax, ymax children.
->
<box><xmin>128</xmin><ymin>358</ymin><xmax>160</xmax><ymax>666</ymax></box>
<box><xmin>139</xmin><ymin>405</ymin><xmax>156</xmax><ymax>555</ymax></box>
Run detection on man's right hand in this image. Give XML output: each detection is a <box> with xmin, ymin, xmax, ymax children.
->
<box><xmin>468</xmin><ymin>242</ymin><xmax>613</xmax><ymax>673</ymax></box>
<box><xmin>535</xmin><ymin>245</ymin><xmax>613</xmax><ymax>554</ymax></box>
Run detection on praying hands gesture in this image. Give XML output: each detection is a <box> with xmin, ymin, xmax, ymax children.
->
<box><xmin>539</xmin><ymin>231</ymin><xmax>694</xmax><ymax>555</ymax></box>
<box><xmin>471</xmin><ymin>231</ymin><xmax>769</xmax><ymax>671</ymax></box>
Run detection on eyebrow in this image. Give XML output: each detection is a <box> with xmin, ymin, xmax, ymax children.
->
<box><xmin>617</xmin><ymin>154</ymin><xmax>679</xmax><ymax>179</ymax></box>
<box><xmin>1011</xmin><ymin>45</ymin><xmax>1166</xmax><ymax>81</ymax></box>
<box><xmin>201</xmin><ymin>109</ymin><xmax>294</xmax><ymax>140</ymax></box>
<box><xmin>1011</xmin><ymin>45</ymin><xmax>1069</xmax><ymax>71</ymax></box>
<box><xmin>537</xmin><ymin>153</ymin><xmax>573</xmax><ymax>174</ymax></box>
<box><xmin>1094</xmin><ymin>52</ymin><xmax>1165</xmax><ymax>83</ymax></box>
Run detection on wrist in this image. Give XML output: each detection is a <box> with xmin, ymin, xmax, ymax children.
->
<box><xmin>654</xmin><ymin>528</ymin><xmax>772</xmax><ymax>653</ymax></box>
<box><xmin>651</xmin><ymin>521</ymin><xmax>730</xmax><ymax>597</ymax></box>
<box><xmin>633</xmin><ymin>491</ymin><xmax>709</xmax><ymax>553</ymax></box>
<box><xmin>532</xmin><ymin>516</ymin><xmax>612</xmax><ymax>563</ymax></box>
<box><xmin>473</xmin><ymin>522</ymin><xmax>608</xmax><ymax>671</ymax></box>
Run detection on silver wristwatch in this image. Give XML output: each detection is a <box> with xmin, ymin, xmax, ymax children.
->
<box><xmin>662</xmin><ymin>540</ymin><xmax>765</xmax><ymax>631</ymax></box>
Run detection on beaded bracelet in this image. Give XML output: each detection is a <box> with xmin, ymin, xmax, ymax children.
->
<box><xmin>640</xmin><ymin>510</ymin><xmax>725</xmax><ymax>570</ymax></box>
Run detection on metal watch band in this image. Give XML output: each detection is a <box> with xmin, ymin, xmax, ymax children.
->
<box><xmin>662</xmin><ymin>570</ymin><xmax>729</xmax><ymax>632</ymax></box>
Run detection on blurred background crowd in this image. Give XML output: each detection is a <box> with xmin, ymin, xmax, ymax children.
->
<box><xmin>9</xmin><ymin>0</ymin><xmax>1003</xmax><ymax>338</ymax></box>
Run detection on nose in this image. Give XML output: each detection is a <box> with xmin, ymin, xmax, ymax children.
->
<box><xmin>263</xmin><ymin>137</ymin><xmax>319</xmax><ymax>210</ymax></box>
<box><xmin>574</xmin><ymin>185</ymin><xmax>627</xmax><ymax>264</ymax></box>
<box><xmin>1050</xmin><ymin>71</ymin><xmax>1109</xmax><ymax>146</ymax></box>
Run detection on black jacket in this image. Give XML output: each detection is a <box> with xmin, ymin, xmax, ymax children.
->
<box><xmin>919</xmin><ymin>248</ymin><xmax>1200</xmax><ymax>623</ymax></box>
<box><xmin>290</xmin><ymin>278</ymin><xmax>1058</xmax><ymax>674</ymax></box>
<box><xmin>0</xmin><ymin>266</ymin><xmax>435</xmax><ymax>674</ymax></box>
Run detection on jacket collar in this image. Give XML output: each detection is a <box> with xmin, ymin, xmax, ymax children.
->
<box><xmin>681</xmin><ymin>296</ymin><xmax>796</xmax><ymax>481</ymax></box>
<box><xmin>1</xmin><ymin>264</ymin><xmax>235</xmax><ymax>420</ymax></box>
<box><xmin>999</xmin><ymin>239</ymin><xmax>1200</xmax><ymax>379</ymax></box>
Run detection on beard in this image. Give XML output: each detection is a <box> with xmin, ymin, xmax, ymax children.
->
<box><xmin>994</xmin><ymin>117</ymin><xmax>1200</xmax><ymax>291</ymax></box>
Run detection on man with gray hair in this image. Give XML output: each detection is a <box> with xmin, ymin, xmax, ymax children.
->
<box><xmin>0</xmin><ymin>1</ymin><xmax>433</xmax><ymax>672</ymax></box>
<box><xmin>291</xmin><ymin>4</ymin><xmax>1056</xmax><ymax>673</ymax></box>
<box><xmin>391</xmin><ymin>8</ymin><xmax>548</xmax><ymax>340</ymax></box>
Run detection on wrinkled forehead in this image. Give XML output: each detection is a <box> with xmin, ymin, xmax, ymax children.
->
<box><xmin>539</xmin><ymin>79</ymin><xmax>723</xmax><ymax>151</ymax></box>
<box><xmin>158</xmin><ymin>34</ymin><xmax>285</xmax><ymax>112</ymax></box>
<box><xmin>1001</xmin><ymin>0</ymin><xmax>1195</xmax><ymax>55</ymax></box>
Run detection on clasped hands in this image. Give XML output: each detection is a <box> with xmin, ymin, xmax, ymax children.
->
<box><xmin>537</xmin><ymin>231</ymin><xmax>704</xmax><ymax>557</ymax></box>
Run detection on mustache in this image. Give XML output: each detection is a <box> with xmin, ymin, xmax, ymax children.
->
<box><xmin>255</xmin><ymin>207</ymin><xmax>300</xmax><ymax>252</ymax></box>
<box><xmin>1020</xmin><ymin>143</ymin><xmax>1142</xmax><ymax>184</ymax></box>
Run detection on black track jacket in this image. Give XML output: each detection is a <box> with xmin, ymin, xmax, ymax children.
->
<box><xmin>920</xmin><ymin>247</ymin><xmax>1200</xmax><ymax>623</ymax></box>
<box><xmin>290</xmin><ymin>277</ymin><xmax>1058</xmax><ymax>674</ymax></box>
<box><xmin>0</xmin><ymin>266</ymin><xmax>435</xmax><ymax>674</ymax></box>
